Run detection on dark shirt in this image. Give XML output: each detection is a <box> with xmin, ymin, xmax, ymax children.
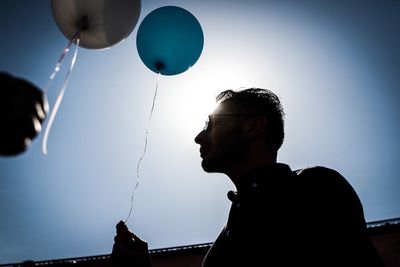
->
<box><xmin>202</xmin><ymin>163</ymin><xmax>384</xmax><ymax>267</ymax></box>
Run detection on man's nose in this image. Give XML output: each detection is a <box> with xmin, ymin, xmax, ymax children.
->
<box><xmin>194</xmin><ymin>130</ymin><xmax>205</xmax><ymax>145</ymax></box>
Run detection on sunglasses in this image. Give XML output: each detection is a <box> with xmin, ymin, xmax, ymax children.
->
<box><xmin>203</xmin><ymin>114</ymin><xmax>254</xmax><ymax>131</ymax></box>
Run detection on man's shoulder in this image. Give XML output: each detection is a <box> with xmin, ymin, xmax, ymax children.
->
<box><xmin>291</xmin><ymin>166</ymin><xmax>365</xmax><ymax>226</ymax></box>
<box><xmin>294</xmin><ymin>165</ymin><xmax>341</xmax><ymax>177</ymax></box>
<box><xmin>293</xmin><ymin>166</ymin><xmax>349</xmax><ymax>187</ymax></box>
<box><xmin>291</xmin><ymin>165</ymin><xmax>360</xmax><ymax>203</ymax></box>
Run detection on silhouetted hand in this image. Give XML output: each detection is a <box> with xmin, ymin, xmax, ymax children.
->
<box><xmin>110</xmin><ymin>220</ymin><xmax>152</xmax><ymax>267</ymax></box>
<box><xmin>0</xmin><ymin>72</ymin><xmax>48</xmax><ymax>156</ymax></box>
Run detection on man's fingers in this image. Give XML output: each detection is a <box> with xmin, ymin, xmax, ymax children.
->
<box><xmin>114</xmin><ymin>221</ymin><xmax>148</xmax><ymax>247</ymax></box>
<box><xmin>129</xmin><ymin>230</ymin><xmax>147</xmax><ymax>245</ymax></box>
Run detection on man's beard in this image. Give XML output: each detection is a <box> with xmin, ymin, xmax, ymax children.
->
<box><xmin>201</xmin><ymin>133</ymin><xmax>247</xmax><ymax>174</ymax></box>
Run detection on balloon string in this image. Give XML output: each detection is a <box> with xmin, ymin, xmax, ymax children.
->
<box><xmin>43</xmin><ymin>32</ymin><xmax>80</xmax><ymax>94</ymax></box>
<box><xmin>125</xmin><ymin>73</ymin><xmax>161</xmax><ymax>223</ymax></box>
<box><xmin>42</xmin><ymin>35</ymin><xmax>80</xmax><ymax>155</ymax></box>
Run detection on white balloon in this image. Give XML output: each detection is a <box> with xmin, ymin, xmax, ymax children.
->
<box><xmin>51</xmin><ymin>0</ymin><xmax>141</xmax><ymax>49</ymax></box>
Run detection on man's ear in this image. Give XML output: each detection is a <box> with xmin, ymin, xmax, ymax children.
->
<box><xmin>246</xmin><ymin>116</ymin><xmax>267</xmax><ymax>139</ymax></box>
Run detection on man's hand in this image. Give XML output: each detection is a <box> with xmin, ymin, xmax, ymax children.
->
<box><xmin>0</xmin><ymin>72</ymin><xmax>48</xmax><ymax>156</ymax></box>
<box><xmin>110</xmin><ymin>220</ymin><xmax>152</xmax><ymax>267</ymax></box>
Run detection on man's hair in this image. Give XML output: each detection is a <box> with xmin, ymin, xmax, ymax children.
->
<box><xmin>216</xmin><ymin>88</ymin><xmax>285</xmax><ymax>152</ymax></box>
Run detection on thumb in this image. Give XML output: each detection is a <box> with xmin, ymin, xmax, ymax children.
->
<box><xmin>115</xmin><ymin>221</ymin><xmax>147</xmax><ymax>245</ymax></box>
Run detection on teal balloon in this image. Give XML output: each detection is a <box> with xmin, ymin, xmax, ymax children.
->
<box><xmin>136</xmin><ymin>6</ymin><xmax>204</xmax><ymax>75</ymax></box>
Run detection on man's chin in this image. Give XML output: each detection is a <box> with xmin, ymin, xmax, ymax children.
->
<box><xmin>201</xmin><ymin>159</ymin><xmax>220</xmax><ymax>173</ymax></box>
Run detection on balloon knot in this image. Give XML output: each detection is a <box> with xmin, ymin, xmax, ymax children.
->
<box><xmin>155</xmin><ymin>62</ymin><xmax>165</xmax><ymax>71</ymax></box>
<box><xmin>78</xmin><ymin>15</ymin><xmax>90</xmax><ymax>31</ymax></box>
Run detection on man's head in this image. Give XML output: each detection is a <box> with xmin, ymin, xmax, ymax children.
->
<box><xmin>194</xmin><ymin>88</ymin><xmax>285</xmax><ymax>179</ymax></box>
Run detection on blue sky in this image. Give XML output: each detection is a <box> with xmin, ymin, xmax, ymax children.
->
<box><xmin>0</xmin><ymin>0</ymin><xmax>399</xmax><ymax>263</ymax></box>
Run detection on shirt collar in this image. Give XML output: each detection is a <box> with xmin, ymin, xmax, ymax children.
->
<box><xmin>227</xmin><ymin>163</ymin><xmax>293</xmax><ymax>202</ymax></box>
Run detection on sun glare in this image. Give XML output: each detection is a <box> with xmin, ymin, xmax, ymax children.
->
<box><xmin>161</xmin><ymin>58</ymin><xmax>261</xmax><ymax>141</ymax></box>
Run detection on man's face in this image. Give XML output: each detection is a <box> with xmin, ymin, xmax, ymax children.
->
<box><xmin>194</xmin><ymin>101</ymin><xmax>249</xmax><ymax>174</ymax></box>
